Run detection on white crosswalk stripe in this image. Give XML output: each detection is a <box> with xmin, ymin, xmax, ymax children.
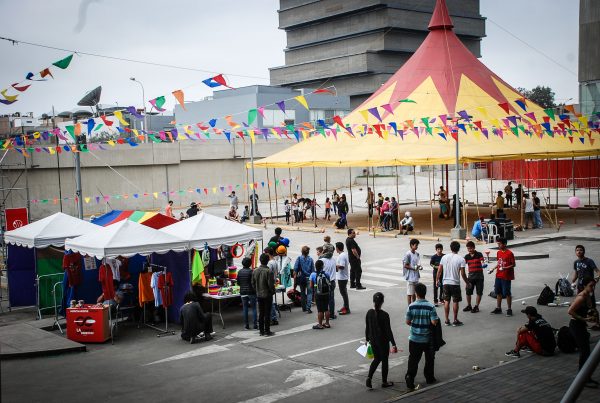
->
<box><xmin>357</xmin><ymin>259</ymin><xmax>437</xmax><ymax>288</ymax></box>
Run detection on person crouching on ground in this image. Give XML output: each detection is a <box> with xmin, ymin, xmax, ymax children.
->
<box><xmin>400</xmin><ymin>211</ymin><xmax>414</xmax><ymax>235</ymax></box>
<box><xmin>405</xmin><ymin>283</ymin><xmax>439</xmax><ymax>390</ymax></box>
<box><xmin>310</xmin><ymin>259</ymin><xmax>331</xmax><ymax>329</ymax></box>
<box><xmin>180</xmin><ymin>291</ymin><xmax>214</xmax><ymax>344</ymax></box>
<box><xmin>505</xmin><ymin>306</ymin><xmax>555</xmax><ymax>358</ymax></box>
<box><xmin>365</xmin><ymin>292</ymin><xmax>397</xmax><ymax>389</ymax></box>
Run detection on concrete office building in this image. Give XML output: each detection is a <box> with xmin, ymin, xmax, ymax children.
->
<box><xmin>270</xmin><ymin>0</ymin><xmax>485</xmax><ymax>108</ymax></box>
<box><xmin>579</xmin><ymin>0</ymin><xmax>600</xmax><ymax>115</ymax></box>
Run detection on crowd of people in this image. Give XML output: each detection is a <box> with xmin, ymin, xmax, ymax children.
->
<box><xmin>494</xmin><ymin>182</ymin><xmax>544</xmax><ymax>229</ymax></box>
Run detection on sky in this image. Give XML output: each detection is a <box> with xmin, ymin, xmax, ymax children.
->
<box><xmin>0</xmin><ymin>0</ymin><xmax>580</xmax><ymax>117</ymax></box>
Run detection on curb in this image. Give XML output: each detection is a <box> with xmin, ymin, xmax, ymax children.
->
<box><xmin>1</xmin><ymin>344</ymin><xmax>86</xmax><ymax>360</ymax></box>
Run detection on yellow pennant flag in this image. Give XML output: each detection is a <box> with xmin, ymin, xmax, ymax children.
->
<box><xmin>177</xmin><ymin>133</ymin><xmax>186</xmax><ymax>140</ymax></box>
<box><xmin>476</xmin><ymin>107</ymin><xmax>489</xmax><ymax>119</ymax></box>
<box><xmin>270</xmin><ymin>128</ymin><xmax>280</xmax><ymax>139</ymax></box>
<box><xmin>295</xmin><ymin>95</ymin><xmax>309</xmax><ymax>110</ymax></box>
<box><xmin>84</xmin><ymin>197</ymin><xmax>91</xmax><ymax>204</ymax></box>
<box><xmin>185</xmin><ymin>125</ymin><xmax>194</xmax><ymax>135</ymax></box>
<box><xmin>153</xmin><ymin>192</ymin><xmax>158</xmax><ymax>199</ymax></box>
<box><xmin>113</xmin><ymin>110</ymin><xmax>129</xmax><ymax>126</ymax></box>
<box><xmin>249</xmin><ymin>183</ymin><xmax>254</xmax><ymax>190</ymax></box>
<box><xmin>359</xmin><ymin>110</ymin><xmax>369</xmax><ymax>123</ymax></box>
<box><xmin>133</xmin><ymin>129</ymin><xmax>139</xmax><ymax>137</ymax></box>
<box><xmin>248</xmin><ymin>130</ymin><xmax>255</xmax><ymax>143</ymax></box>
<box><xmin>48</xmin><ymin>147</ymin><xmax>55</xmax><ymax>155</ymax></box>
<box><xmin>301</xmin><ymin>130</ymin><xmax>309</xmax><ymax>140</ymax></box>
<box><xmin>33</xmin><ymin>132</ymin><xmax>41</xmax><ymax>139</ymax></box>
<box><xmin>212</xmin><ymin>187</ymin><xmax>217</xmax><ymax>194</ymax></box>
<box><xmin>108</xmin><ymin>140</ymin><xmax>116</xmax><ymax>146</ymax></box>
<box><xmin>0</xmin><ymin>89</ymin><xmax>18</xmax><ymax>102</ymax></box>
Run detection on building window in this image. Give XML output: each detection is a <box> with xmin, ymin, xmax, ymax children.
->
<box><xmin>262</xmin><ymin>109</ymin><xmax>295</xmax><ymax>127</ymax></box>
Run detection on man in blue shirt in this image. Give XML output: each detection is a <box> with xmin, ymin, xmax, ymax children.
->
<box><xmin>405</xmin><ymin>283</ymin><xmax>439</xmax><ymax>391</ymax></box>
<box><xmin>471</xmin><ymin>216</ymin><xmax>487</xmax><ymax>241</ymax></box>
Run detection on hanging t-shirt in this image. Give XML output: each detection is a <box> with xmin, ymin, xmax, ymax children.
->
<box><xmin>98</xmin><ymin>263</ymin><xmax>115</xmax><ymax>300</ymax></box>
<box><xmin>157</xmin><ymin>272</ymin><xmax>174</xmax><ymax>308</ymax></box>
<box><xmin>150</xmin><ymin>272</ymin><xmax>162</xmax><ymax>307</ymax></box>
<box><xmin>138</xmin><ymin>272</ymin><xmax>154</xmax><ymax>307</ymax></box>
<box><xmin>105</xmin><ymin>258</ymin><xmax>122</xmax><ymax>282</ymax></box>
<box><xmin>62</xmin><ymin>253</ymin><xmax>83</xmax><ymax>287</ymax></box>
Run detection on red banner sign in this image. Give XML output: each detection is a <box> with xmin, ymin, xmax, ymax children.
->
<box><xmin>4</xmin><ymin>207</ymin><xmax>28</xmax><ymax>231</ymax></box>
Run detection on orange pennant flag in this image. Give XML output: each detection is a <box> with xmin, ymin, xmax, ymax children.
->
<box><xmin>172</xmin><ymin>89</ymin><xmax>186</xmax><ymax>110</ymax></box>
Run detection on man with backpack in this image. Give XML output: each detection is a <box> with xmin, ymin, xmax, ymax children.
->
<box><xmin>294</xmin><ymin>246</ymin><xmax>315</xmax><ymax>314</ymax></box>
<box><xmin>310</xmin><ymin>260</ymin><xmax>331</xmax><ymax>329</ymax></box>
<box><xmin>505</xmin><ymin>306</ymin><xmax>555</xmax><ymax>358</ymax></box>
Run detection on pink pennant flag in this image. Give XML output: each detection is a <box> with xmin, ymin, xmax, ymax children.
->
<box><xmin>257</xmin><ymin>106</ymin><xmax>266</xmax><ymax>119</ymax></box>
<box><xmin>381</xmin><ymin>104</ymin><xmax>394</xmax><ymax>116</ymax></box>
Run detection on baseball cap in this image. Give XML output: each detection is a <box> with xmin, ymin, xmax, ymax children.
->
<box><xmin>521</xmin><ymin>306</ymin><xmax>538</xmax><ymax>316</ymax></box>
<box><xmin>276</xmin><ymin>245</ymin><xmax>287</xmax><ymax>255</ymax></box>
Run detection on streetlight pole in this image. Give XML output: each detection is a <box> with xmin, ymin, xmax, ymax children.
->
<box><xmin>130</xmin><ymin>78</ymin><xmax>148</xmax><ymax>143</ymax></box>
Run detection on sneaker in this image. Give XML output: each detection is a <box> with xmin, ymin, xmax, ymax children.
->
<box><xmin>452</xmin><ymin>320</ymin><xmax>464</xmax><ymax>327</ymax></box>
<box><xmin>356</xmin><ymin>285</ymin><xmax>367</xmax><ymax>290</ymax></box>
<box><xmin>426</xmin><ymin>378</ymin><xmax>437</xmax><ymax>385</ymax></box>
<box><xmin>330</xmin><ymin>314</ymin><xmax>337</xmax><ymax>320</ymax></box>
<box><xmin>382</xmin><ymin>382</ymin><xmax>394</xmax><ymax>388</ymax></box>
<box><xmin>271</xmin><ymin>320</ymin><xmax>279</xmax><ymax>326</ymax></box>
<box><xmin>472</xmin><ymin>306</ymin><xmax>480</xmax><ymax>313</ymax></box>
<box><xmin>506</xmin><ymin>309</ymin><xmax>513</xmax><ymax>317</ymax></box>
<box><xmin>204</xmin><ymin>334</ymin><xmax>213</xmax><ymax>342</ymax></box>
<box><xmin>253</xmin><ymin>325</ymin><xmax>259</xmax><ymax>330</ymax></box>
<box><xmin>244</xmin><ymin>325</ymin><xmax>250</xmax><ymax>330</ymax></box>
<box><xmin>338</xmin><ymin>308</ymin><xmax>349</xmax><ymax>315</ymax></box>
<box><xmin>444</xmin><ymin>320</ymin><xmax>451</xmax><ymax>326</ymax></box>
<box><xmin>306</xmin><ymin>309</ymin><xmax>313</xmax><ymax>314</ymax></box>
<box><xmin>490</xmin><ymin>308</ymin><xmax>502</xmax><ymax>315</ymax></box>
<box><xmin>463</xmin><ymin>305</ymin><xmax>472</xmax><ymax>312</ymax></box>
<box><xmin>366</xmin><ymin>378</ymin><xmax>372</xmax><ymax>389</ymax></box>
<box><xmin>405</xmin><ymin>375</ymin><xmax>415</xmax><ymax>391</ymax></box>
<box><xmin>505</xmin><ymin>350</ymin><xmax>520</xmax><ymax>358</ymax></box>
<box><xmin>264</xmin><ymin>331</ymin><xmax>275</xmax><ymax>337</ymax></box>
<box><xmin>350</xmin><ymin>284</ymin><xmax>356</xmax><ymax>289</ymax></box>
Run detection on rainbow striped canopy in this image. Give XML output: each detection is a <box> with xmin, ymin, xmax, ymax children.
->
<box><xmin>92</xmin><ymin>210</ymin><xmax>177</xmax><ymax>229</ymax></box>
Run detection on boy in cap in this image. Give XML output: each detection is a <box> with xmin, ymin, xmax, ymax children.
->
<box><xmin>505</xmin><ymin>306</ymin><xmax>555</xmax><ymax>357</ymax></box>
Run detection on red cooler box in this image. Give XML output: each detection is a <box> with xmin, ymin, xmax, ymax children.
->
<box><xmin>66</xmin><ymin>305</ymin><xmax>110</xmax><ymax>343</ymax></box>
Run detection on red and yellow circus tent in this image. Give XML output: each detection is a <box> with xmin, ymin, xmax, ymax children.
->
<box><xmin>254</xmin><ymin>0</ymin><xmax>600</xmax><ymax>168</ymax></box>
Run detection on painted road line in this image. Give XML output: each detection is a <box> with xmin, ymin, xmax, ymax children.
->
<box><xmin>513</xmin><ymin>294</ymin><xmax>540</xmax><ymax>303</ymax></box>
<box><xmin>247</xmin><ymin>359</ymin><xmax>284</xmax><ymax>369</ymax></box>
<box><xmin>248</xmin><ymin>338</ymin><xmax>363</xmax><ymax>368</ymax></box>
<box><xmin>364</xmin><ymin>257</ymin><xmax>403</xmax><ymax>266</ymax></box>
<box><xmin>361</xmin><ymin>272</ymin><xmax>405</xmax><ymax>281</ymax></box>
<box><xmin>360</xmin><ymin>279</ymin><xmax>397</xmax><ymax>287</ymax></box>
<box><xmin>238</xmin><ymin>369</ymin><xmax>335</xmax><ymax>403</ymax></box>
<box><xmin>367</xmin><ymin>267</ymin><xmax>403</xmax><ymax>274</ymax></box>
<box><xmin>144</xmin><ymin>343</ymin><xmax>235</xmax><ymax>366</ymax></box>
<box><xmin>241</xmin><ymin>323</ymin><xmax>315</xmax><ymax>344</ymax></box>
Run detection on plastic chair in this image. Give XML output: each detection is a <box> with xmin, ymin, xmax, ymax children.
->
<box><xmin>486</xmin><ymin>223</ymin><xmax>499</xmax><ymax>243</ymax></box>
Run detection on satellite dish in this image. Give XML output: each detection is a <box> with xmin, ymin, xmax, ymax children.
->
<box><xmin>77</xmin><ymin>86</ymin><xmax>102</xmax><ymax>107</ymax></box>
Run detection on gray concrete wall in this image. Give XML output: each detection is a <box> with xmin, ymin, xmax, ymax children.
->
<box><xmin>1</xmin><ymin>141</ymin><xmax>363</xmax><ymax>220</ymax></box>
<box><xmin>579</xmin><ymin>0</ymin><xmax>600</xmax><ymax>83</ymax></box>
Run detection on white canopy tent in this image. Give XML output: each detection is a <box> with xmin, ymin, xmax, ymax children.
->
<box><xmin>160</xmin><ymin>212</ymin><xmax>263</xmax><ymax>249</ymax></box>
<box><xmin>65</xmin><ymin>219</ymin><xmax>188</xmax><ymax>259</ymax></box>
<box><xmin>3</xmin><ymin>212</ymin><xmax>98</xmax><ymax>249</ymax></box>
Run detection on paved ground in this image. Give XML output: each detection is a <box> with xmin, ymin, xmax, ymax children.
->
<box><xmin>1</xmin><ymin>225</ymin><xmax>599</xmax><ymax>402</ymax></box>
<box><xmin>0</xmin><ymin>323</ymin><xmax>84</xmax><ymax>358</ymax></box>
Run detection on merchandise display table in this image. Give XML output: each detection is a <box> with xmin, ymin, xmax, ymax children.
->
<box><xmin>202</xmin><ymin>293</ymin><xmax>240</xmax><ymax>329</ymax></box>
<box><xmin>66</xmin><ymin>305</ymin><xmax>110</xmax><ymax>343</ymax></box>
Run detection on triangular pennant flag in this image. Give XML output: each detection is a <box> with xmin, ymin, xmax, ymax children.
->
<box><xmin>295</xmin><ymin>95</ymin><xmax>309</xmax><ymax>110</ymax></box>
<box><xmin>11</xmin><ymin>83</ymin><xmax>31</xmax><ymax>92</ymax></box>
<box><xmin>248</xmin><ymin>108</ymin><xmax>257</xmax><ymax>125</ymax></box>
<box><xmin>172</xmin><ymin>90</ymin><xmax>186</xmax><ymax>110</ymax></box>
<box><xmin>507</xmin><ymin>116</ymin><xmax>518</xmax><ymax>126</ymax></box>
<box><xmin>381</xmin><ymin>104</ymin><xmax>394</xmax><ymax>115</ymax></box>
<box><xmin>524</xmin><ymin>112</ymin><xmax>537</xmax><ymax>122</ymax></box>
<box><xmin>257</xmin><ymin>106</ymin><xmax>266</xmax><ymax>119</ymax></box>
<box><xmin>515</xmin><ymin>99</ymin><xmax>527</xmax><ymax>111</ymax></box>
<box><xmin>544</xmin><ymin>108</ymin><xmax>555</xmax><ymax>121</ymax></box>
<box><xmin>498</xmin><ymin>102</ymin><xmax>510</xmax><ymax>115</ymax></box>
<box><xmin>359</xmin><ymin>110</ymin><xmax>370</xmax><ymax>123</ymax></box>
<box><xmin>52</xmin><ymin>54</ymin><xmax>74</xmax><ymax>69</ymax></box>
<box><xmin>149</xmin><ymin>96</ymin><xmax>167</xmax><ymax>112</ymax></box>
<box><xmin>0</xmin><ymin>89</ymin><xmax>18</xmax><ymax>102</ymax></box>
<box><xmin>368</xmin><ymin>107</ymin><xmax>382</xmax><ymax>122</ymax></box>
<box><xmin>399</xmin><ymin>99</ymin><xmax>416</xmax><ymax>103</ymax></box>
<box><xmin>276</xmin><ymin>101</ymin><xmax>286</xmax><ymax>113</ymax></box>
<box><xmin>113</xmin><ymin>110</ymin><xmax>129</xmax><ymax>126</ymax></box>
<box><xmin>100</xmin><ymin>115</ymin><xmax>114</xmax><ymax>126</ymax></box>
<box><xmin>40</xmin><ymin>68</ymin><xmax>53</xmax><ymax>79</ymax></box>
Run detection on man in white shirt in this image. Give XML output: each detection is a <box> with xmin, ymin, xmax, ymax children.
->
<box><xmin>319</xmin><ymin>244</ymin><xmax>338</xmax><ymax>320</ymax></box>
<box><xmin>228</xmin><ymin>191</ymin><xmax>239</xmax><ymax>210</ymax></box>
<box><xmin>436</xmin><ymin>241</ymin><xmax>469</xmax><ymax>327</ymax></box>
<box><xmin>403</xmin><ymin>239</ymin><xmax>421</xmax><ymax>305</ymax></box>
<box><xmin>335</xmin><ymin>242</ymin><xmax>350</xmax><ymax>315</ymax></box>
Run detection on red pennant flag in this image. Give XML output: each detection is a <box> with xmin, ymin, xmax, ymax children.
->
<box><xmin>498</xmin><ymin>102</ymin><xmax>510</xmax><ymax>115</ymax></box>
<box><xmin>568</xmin><ymin>137</ymin><xmax>573</xmax><ymax>143</ymax></box>
<box><xmin>40</xmin><ymin>68</ymin><xmax>54</xmax><ymax>79</ymax></box>
<box><xmin>100</xmin><ymin>115</ymin><xmax>114</xmax><ymax>126</ymax></box>
<box><xmin>212</xmin><ymin>74</ymin><xmax>234</xmax><ymax>89</ymax></box>
<box><xmin>473</xmin><ymin>121</ymin><xmax>483</xmax><ymax>130</ymax></box>
<box><xmin>313</xmin><ymin>88</ymin><xmax>335</xmax><ymax>95</ymax></box>
<box><xmin>11</xmin><ymin>83</ymin><xmax>31</xmax><ymax>92</ymax></box>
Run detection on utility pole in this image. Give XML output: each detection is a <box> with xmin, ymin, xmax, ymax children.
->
<box><xmin>52</xmin><ymin>106</ymin><xmax>63</xmax><ymax>212</ymax></box>
<box><xmin>73</xmin><ymin>118</ymin><xmax>84</xmax><ymax>219</ymax></box>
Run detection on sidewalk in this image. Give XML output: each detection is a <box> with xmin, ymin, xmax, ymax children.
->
<box><xmin>0</xmin><ymin>322</ymin><xmax>85</xmax><ymax>359</ymax></box>
<box><xmin>390</xmin><ymin>341</ymin><xmax>599</xmax><ymax>402</ymax></box>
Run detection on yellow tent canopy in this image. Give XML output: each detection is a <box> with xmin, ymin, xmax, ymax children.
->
<box><xmin>254</xmin><ymin>0</ymin><xmax>599</xmax><ymax>168</ymax></box>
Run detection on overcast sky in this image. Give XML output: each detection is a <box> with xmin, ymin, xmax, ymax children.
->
<box><xmin>0</xmin><ymin>0</ymin><xmax>579</xmax><ymax>117</ymax></box>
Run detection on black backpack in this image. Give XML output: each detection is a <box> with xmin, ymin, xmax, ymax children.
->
<box><xmin>316</xmin><ymin>272</ymin><xmax>331</xmax><ymax>296</ymax></box>
<box><xmin>556</xmin><ymin>326</ymin><xmax>577</xmax><ymax>353</ymax></box>
<box><xmin>537</xmin><ymin>285</ymin><xmax>555</xmax><ymax>305</ymax></box>
<box><xmin>555</xmin><ymin>278</ymin><xmax>574</xmax><ymax>297</ymax></box>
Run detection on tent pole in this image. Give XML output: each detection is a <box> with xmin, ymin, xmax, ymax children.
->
<box><xmin>588</xmin><ymin>156</ymin><xmax>591</xmax><ymax>207</ymax></box>
<box><xmin>325</xmin><ymin>167</ymin><xmax>328</xmax><ymax>203</ymax></box>
<box><xmin>445</xmin><ymin>164</ymin><xmax>449</xmax><ymax>199</ymax></box>
<box><xmin>428</xmin><ymin>168</ymin><xmax>434</xmax><ymax>236</ymax></box>
<box><xmin>273</xmin><ymin>169</ymin><xmax>279</xmax><ymax>218</ymax></box>
<box><xmin>462</xmin><ymin>163</ymin><xmax>467</xmax><ymax>230</ymax></box>
<box><xmin>395</xmin><ymin>165</ymin><xmax>400</xmax><ymax>230</ymax></box>
<box><xmin>245</xmin><ymin>166</ymin><xmax>249</xmax><ymax>210</ymax></box>
<box><xmin>520</xmin><ymin>160</ymin><xmax>524</xmax><ymax>229</ymax></box>
<box><xmin>571</xmin><ymin>157</ymin><xmax>576</xmax><ymax>196</ymax></box>
<box><xmin>349</xmin><ymin>167</ymin><xmax>354</xmax><ymax>213</ymax></box>
<box><xmin>267</xmin><ymin>168</ymin><xmax>274</xmax><ymax>224</ymax></box>
<box><xmin>555</xmin><ymin>158</ymin><xmax>559</xmax><ymax>227</ymax></box>
<box><xmin>597</xmin><ymin>155</ymin><xmax>599</xmax><ymax>208</ymax></box>
<box><xmin>300</xmin><ymin>168</ymin><xmax>303</xmax><ymax>196</ymax></box>
<box><xmin>288</xmin><ymin>168</ymin><xmax>292</xmax><ymax>201</ymax></box>
<box><xmin>366</xmin><ymin>168</ymin><xmax>371</xmax><ymax>231</ymax></box>
<box><xmin>475</xmin><ymin>164</ymin><xmax>480</xmax><ymax>217</ymax></box>
<box><xmin>490</xmin><ymin>162</ymin><xmax>494</xmax><ymax>205</ymax></box>
<box><xmin>413</xmin><ymin>166</ymin><xmax>418</xmax><ymax>207</ymax></box>
<box><xmin>313</xmin><ymin>166</ymin><xmax>317</xmax><ymax>227</ymax></box>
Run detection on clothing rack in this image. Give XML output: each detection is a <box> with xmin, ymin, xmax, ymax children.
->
<box><xmin>142</xmin><ymin>262</ymin><xmax>175</xmax><ymax>337</ymax></box>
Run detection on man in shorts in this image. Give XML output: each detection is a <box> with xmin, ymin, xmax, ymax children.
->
<box><xmin>463</xmin><ymin>241</ymin><xmax>485</xmax><ymax>313</ymax></box>
<box><xmin>310</xmin><ymin>260</ymin><xmax>331</xmax><ymax>329</ymax></box>
<box><xmin>436</xmin><ymin>241</ymin><xmax>468</xmax><ymax>326</ymax></box>
<box><xmin>489</xmin><ymin>237</ymin><xmax>515</xmax><ymax>316</ymax></box>
<box><xmin>403</xmin><ymin>239</ymin><xmax>421</xmax><ymax>306</ymax></box>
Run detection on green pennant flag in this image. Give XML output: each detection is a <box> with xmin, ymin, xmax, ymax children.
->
<box><xmin>149</xmin><ymin>134</ymin><xmax>162</xmax><ymax>143</ymax></box>
<box><xmin>154</xmin><ymin>96</ymin><xmax>166</xmax><ymax>109</ymax></box>
<box><xmin>511</xmin><ymin>127</ymin><xmax>519</xmax><ymax>137</ymax></box>
<box><xmin>52</xmin><ymin>54</ymin><xmax>74</xmax><ymax>70</ymax></box>
<box><xmin>191</xmin><ymin>250</ymin><xmax>204</xmax><ymax>283</ymax></box>
<box><xmin>318</xmin><ymin>127</ymin><xmax>326</xmax><ymax>137</ymax></box>
<box><xmin>65</xmin><ymin>125</ymin><xmax>76</xmax><ymax>141</ymax></box>
<box><xmin>79</xmin><ymin>144</ymin><xmax>89</xmax><ymax>152</ymax></box>
<box><xmin>248</xmin><ymin>108</ymin><xmax>257</xmax><ymax>125</ymax></box>
<box><xmin>543</xmin><ymin>108</ymin><xmax>555</xmax><ymax>121</ymax></box>
<box><xmin>421</xmin><ymin>117</ymin><xmax>430</xmax><ymax>127</ymax></box>
<box><xmin>178</xmin><ymin>190</ymin><xmax>185</xmax><ymax>195</ymax></box>
<box><xmin>275</xmin><ymin>179</ymin><xmax>280</xmax><ymax>186</ymax></box>
<box><xmin>518</xmin><ymin>125</ymin><xmax>526</xmax><ymax>133</ymax></box>
<box><xmin>94</xmin><ymin>123</ymin><xmax>103</xmax><ymax>131</ymax></box>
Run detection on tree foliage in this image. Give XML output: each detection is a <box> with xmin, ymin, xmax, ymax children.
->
<box><xmin>516</xmin><ymin>86</ymin><xmax>556</xmax><ymax>109</ymax></box>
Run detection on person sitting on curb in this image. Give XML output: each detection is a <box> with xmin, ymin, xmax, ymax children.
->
<box><xmin>400</xmin><ymin>211</ymin><xmax>415</xmax><ymax>235</ymax></box>
<box><xmin>505</xmin><ymin>306</ymin><xmax>555</xmax><ymax>358</ymax></box>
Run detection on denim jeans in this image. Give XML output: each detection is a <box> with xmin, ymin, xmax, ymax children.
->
<box><xmin>241</xmin><ymin>294</ymin><xmax>257</xmax><ymax>328</ymax></box>
<box><xmin>299</xmin><ymin>279</ymin><xmax>312</xmax><ymax>311</ymax></box>
<box><xmin>533</xmin><ymin>210</ymin><xmax>543</xmax><ymax>228</ymax></box>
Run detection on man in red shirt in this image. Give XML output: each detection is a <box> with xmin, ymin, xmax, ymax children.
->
<box><xmin>489</xmin><ymin>237</ymin><xmax>515</xmax><ymax>316</ymax></box>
